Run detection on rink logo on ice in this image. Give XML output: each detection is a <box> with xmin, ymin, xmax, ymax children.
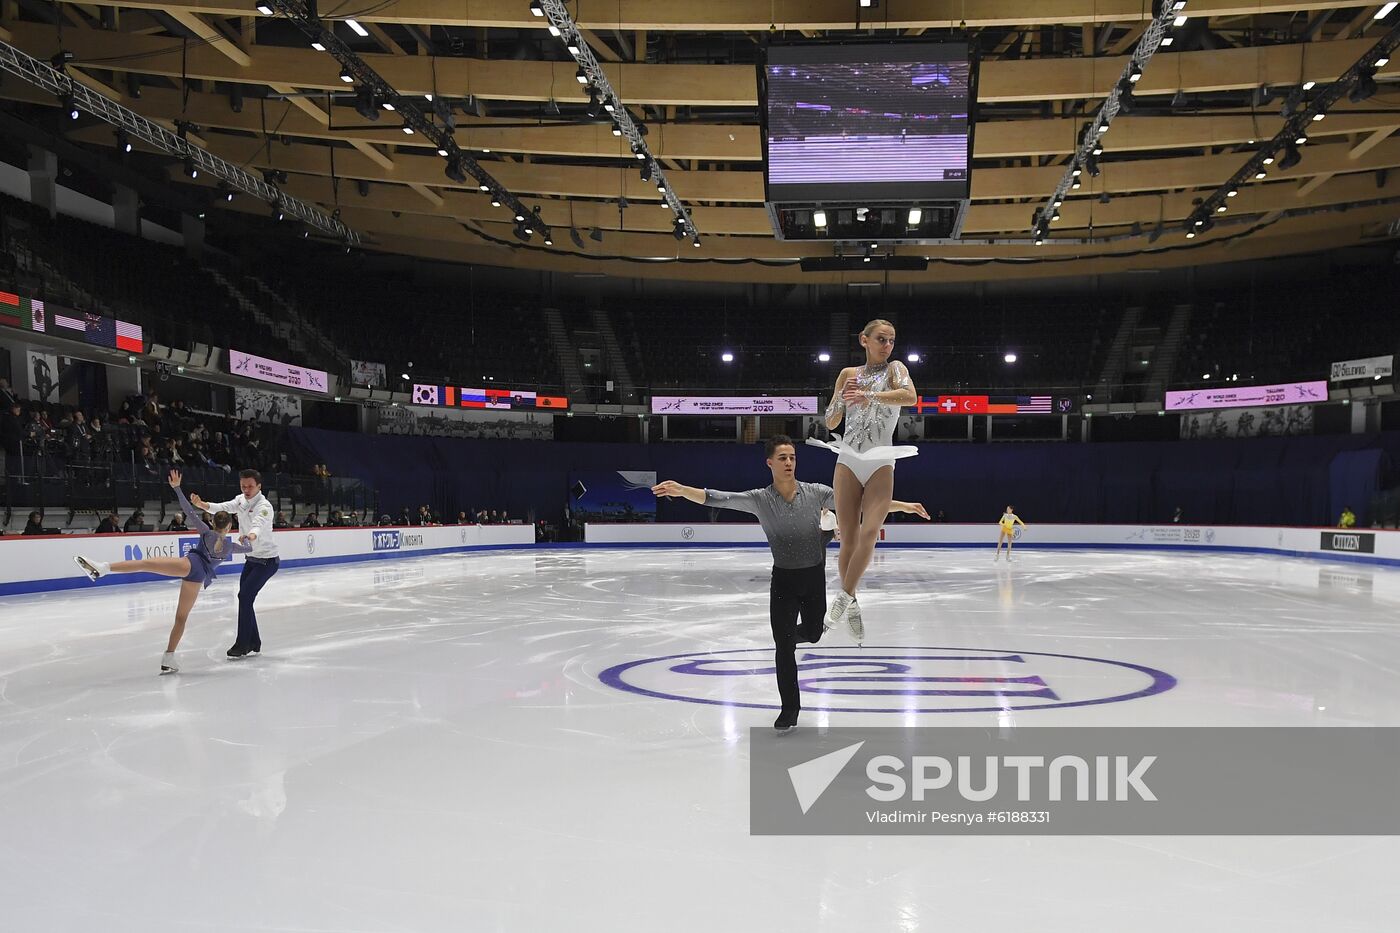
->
<box><xmin>750</xmin><ymin>727</ymin><xmax>1400</xmax><ymax>836</ymax></box>
<box><xmin>372</xmin><ymin>530</ymin><xmax>402</xmax><ymax>551</ymax></box>
<box><xmin>599</xmin><ymin>647</ymin><xmax>1177</xmax><ymax>714</ymax></box>
<box><xmin>1320</xmin><ymin>532</ymin><xmax>1375</xmax><ymax>554</ymax></box>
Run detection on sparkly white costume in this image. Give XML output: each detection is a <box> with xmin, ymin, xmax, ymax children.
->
<box><xmin>806</xmin><ymin>361</ymin><xmax>918</xmax><ymax>485</ymax></box>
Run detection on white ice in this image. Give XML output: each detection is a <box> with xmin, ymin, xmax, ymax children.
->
<box><xmin>1</xmin><ymin>547</ymin><xmax>1398</xmax><ymax>932</ymax></box>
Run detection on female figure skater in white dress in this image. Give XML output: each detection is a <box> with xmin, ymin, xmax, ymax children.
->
<box><xmin>810</xmin><ymin>318</ymin><xmax>918</xmax><ymax>640</ymax></box>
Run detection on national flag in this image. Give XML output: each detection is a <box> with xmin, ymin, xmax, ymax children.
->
<box><xmin>411</xmin><ymin>383</ymin><xmax>440</xmax><ymax>406</ymax></box>
<box><xmin>114</xmin><ymin>319</ymin><xmax>143</xmax><ymax>352</ymax></box>
<box><xmin>84</xmin><ymin>314</ymin><xmax>117</xmax><ymax>349</ymax></box>
<box><xmin>986</xmin><ymin>402</ymin><xmax>1019</xmax><ymax>414</ymax></box>
<box><xmin>485</xmin><ymin>388</ymin><xmax>513</xmax><ymax>410</ymax></box>
<box><xmin>1015</xmin><ymin>395</ymin><xmax>1053</xmax><ymax>414</ymax></box>
<box><xmin>53</xmin><ymin>312</ymin><xmax>86</xmax><ymax>332</ymax></box>
<box><xmin>459</xmin><ymin>387</ymin><xmax>487</xmax><ymax>408</ymax></box>
<box><xmin>509</xmin><ymin>390</ymin><xmax>537</xmax><ymax>409</ymax></box>
<box><xmin>537</xmin><ymin>395</ymin><xmax>568</xmax><ymax>410</ymax></box>
<box><xmin>931</xmin><ymin>395</ymin><xmax>988</xmax><ymax>414</ymax></box>
<box><xmin>442</xmin><ymin>386</ymin><xmax>457</xmax><ymax>407</ymax></box>
<box><xmin>0</xmin><ymin>291</ymin><xmax>45</xmax><ymax>332</ymax></box>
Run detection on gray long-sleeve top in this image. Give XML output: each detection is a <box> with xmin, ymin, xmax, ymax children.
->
<box><xmin>704</xmin><ymin>482</ymin><xmax>835</xmax><ymax>569</ymax></box>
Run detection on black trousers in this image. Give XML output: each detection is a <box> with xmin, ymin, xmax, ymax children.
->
<box><xmin>770</xmin><ymin>564</ymin><xmax>828</xmax><ymax>717</ymax></box>
<box><xmin>236</xmin><ymin>557</ymin><xmax>280</xmax><ymax>650</ymax></box>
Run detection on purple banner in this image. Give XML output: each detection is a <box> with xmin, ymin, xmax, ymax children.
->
<box><xmin>1164</xmin><ymin>381</ymin><xmax>1328</xmax><ymax>412</ymax></box>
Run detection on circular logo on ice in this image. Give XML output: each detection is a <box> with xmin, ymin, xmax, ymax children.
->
<box><xmin>598</xmin><ymin>647</ymin><xmax>1176</xmax><ymax>714</ymax></box>
<box><xmin>681</xmin><ymin>526</ymin><xmax>695</xmax><ymax>540</ymax></box>
<box><xmin>306</xmin><ymin>534</ymin><xmax>316</xmax><ymax>555</ymax></box>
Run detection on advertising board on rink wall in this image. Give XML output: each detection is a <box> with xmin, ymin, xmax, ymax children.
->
<box><xmin>585</xmin><ymin>522</ymin><xmax>1400</xmax><ymax>566</ymax></box>
<box><xmin>0</xmin><ymin>524</ymin><xmax>533</xmax><ymax>596</ymax></box>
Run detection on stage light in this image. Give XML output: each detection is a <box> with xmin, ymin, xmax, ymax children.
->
<box><xmin>1128</xmin><ymin>62</ymin><xmax>1143</xmax><ymax>83</ymax></box>
<box><xmin>61</xmin><ymin>94</ymin><xmax>79</xmax><ymax>120</ymax></box>
<box><xmin>529</xmin><ymin>0</ymin><xmax>544</xmax><ymax>15</ymax></box>
<box><xmin>813</xmin><ymin>209</ymin><xmax>827</xmax><ymax>227</ymax></box>
<box><xmin>907</xmin><ymin>352</ymin><xmax>920</xmax><ymax>363</ymax></box>
<box><xmin>346</xmin><ymin>18</ymin><xmax>368</xmax><ymax>36</ymax></box>
<box><xmin>692</xmin><ymin>237</ymin><xmax>701</xmax><ymax>248</ymax></box>
<box><xmin>590</xmin><ymin>227</ymin><xmax>604</xmax><ymax>242</ymax></box>
<box><xmin>1004</xmin><ymin>353</ymin><xmax>1017</xmax><ymax>364</ymax></box>
<box><xmin>640</xmin><ymin>161</ymin><xmax>653</xmax><ymax>182</ymax></box>
<box><xmin>1377</xmin><ymin>2</ymin><xmax>1397</xmax><ymax>18</ymax></box>
<box><xmin>818</xmin><ymin>352</ymin><xmax>831</xmax><ymax>362</ymax></box>
<box><xmin>907</xmin><ymin>207</ymin><xmax>922</xmax><ymax>224</ymax></box>
<box><xmin>1377</xmin><ymin>56</ymin><xmax>1391</xmax><ymax>67</ymax></box>
<box><xmin>256</xmin><ymin>1</ymin><xmax>273</xmax><ymax>13</ymax></box>
<box><xmin>720</xmin><ymin>351</ymin><xmax>734</xmax><ymax>363</ymax></box>
<box><xmin>513</xmin><ymin>223</ymin><xmax>531</xmax><ymax>242</ymax></box>
<box><xmin>444</xmin><ymin>157</ymin><xmax>466</xmax><ymax>184</ymax></box>
<box><xmin>611</xmin><ymin>124</ymin><xmax>622</xmax><ymax>136</ymax></box>
<box><xmin>515</xmin><ymin>211</ymin><xmax>527</xmax><ymax>222</ymax></box>
<box><xmin>401</xmin><ymin>125</ymin><xmax>414</xmax><ymax>135</ymax></box>
<box><xmin>115</xmin><ymin>129</ymin><xmax>132</xmax><ymax>153</ymax></box>
<box><xmin>183</xmin><ymin>157</ymin><xmax>198</xmax><ymax>179</ymax></box>
<box><xmin>1278</xmin><ymin>142</ymin><xmax>1301</xmax><ymax>170</ymax></box>
<box><xmin>672</xmin><ymin>219</ymin><xmax>687</xmax><ymax>240</ymax></box>
<box><xmin>1227</xmin><ymin>188</ymin><xmax>1238</xmax><ymax>197</ymax></box>
<box><xmin>479</xmin><ymin>182</ymin><xmax>491</xmax><ymax>192</ymax></box>
<box><xmin>1160</xmin><ymin>36</ymin><xmax>1174</xmax><ymax>47</ymax></box>
<box><xmin>490</xmin><ymin>196</ymin><xmax>502</xmax><ymax>207</ymax></box>
<box><xmin>1350</xmin><ymin>70</ymin><xmax>1378</xmax><ymax>103</ymax></box>
<box><xmin>311</xmin><ymin>40</ymin><xmax>326</xmax><ymax>51</ymax></box>
<box><xmin>1303</xmin><ymin>80</ymin><xmax>1316</xmax><ymax>90</ymax></box>
<box><xmin>382</xmin><ymin>100</ymin><xmax>396</xmax><ymax>111</ymax></box>
<box><xmin>567</xmin><ymin>38</ymin><xmax>582</xmax><ymax>58</ymax></box>
<box><xmin>340</xmin><ymin>68</ymin><xmax>354</xmax><ymax>84</ymax></box>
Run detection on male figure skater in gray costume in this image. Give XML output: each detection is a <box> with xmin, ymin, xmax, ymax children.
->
<box><xmin>653</xmin><ymin>434</ymin><xmax>927</xmax><ymax>732</ymax></box>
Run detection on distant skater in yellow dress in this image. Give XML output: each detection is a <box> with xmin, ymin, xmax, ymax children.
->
<box><xmin>994</xmin><ymin>505</ymin><xmax>1027</xmax><ymax>562</ymax></box>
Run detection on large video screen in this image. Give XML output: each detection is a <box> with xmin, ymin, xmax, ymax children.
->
<box><xmin>762</xmin><ymin>42</ymin><xmax>973</xmax><ymax>202</ymax></box>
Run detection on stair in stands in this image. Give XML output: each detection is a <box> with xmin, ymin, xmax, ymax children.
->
<box><xmin>588</xmin><ymin>307</ymin><xmax>635</xmax><ymax>392</ymax></box>
<box><xmin>1146</xmin><ymin>304</ymin><xmax>1193</xmax><ymax>400</ymax></box>
<box><xmin>240</xmin><ymin>274</ymin><xmax>350</xmax><ymax>369</ymax></box>
<box><xmin>542</xmin><ymin>308</ymin><xmax>586</xmax><ymax>396</ymax></box>
<box><xmin>204</xmin><ymin>267</ymin><xmax>320</xmax><ymax>366</ymax></box>
<box><xmin>1094</xmin><ymin>306</ymin><xmax>1144</xmax><ymax>404</ymax></box>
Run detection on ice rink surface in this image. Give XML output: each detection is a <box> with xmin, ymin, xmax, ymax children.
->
<box><xmin>2</xmin><ymin>546</ymin><xmax>1398</xmax><ymax>932</ymax></box>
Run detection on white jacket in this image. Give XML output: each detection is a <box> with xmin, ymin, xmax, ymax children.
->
<box><xmin>205</xmin><ymin>492</ymin><xmax>280</xmax><ymax>558</ymax></box>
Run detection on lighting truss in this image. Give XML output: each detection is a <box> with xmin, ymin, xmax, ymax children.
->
<box><xmin>534</xmin><ymin>0</ymin><xmax>699</xmax><ymax>244</ymax></box>
<box><xmin>1179</xmin><ymin>19</ymin><xmax>1400</xmax><ymax>237</ymax></box>
<box><xmin>0</xmin><ymin>37</ymin><xmax>358</xmax><ymax>243</ymax></box>
<box><xmin>1031</xmin><ymin>0</ymin><xmax>1179</xmax><ymax>241</ymax></box>
<box><xmin>264</xmin><ymin>0</ymin><xmax>552</xmax><ymax>245</ymax></box>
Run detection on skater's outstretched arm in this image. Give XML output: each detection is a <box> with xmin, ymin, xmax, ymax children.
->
<box><xmin>169</xmin><ymin>471</ymin><xmax>211</xmax><ymax>534</ymax></box>
<box><xmin>652</xmin><ymin>481</ymin><xmax>759</xmax><ymax>514</ymax></box>
<box><xmin>888</xmin><ymin>500</ymin><xmax>930</xmax><ymax>520</ymax></box>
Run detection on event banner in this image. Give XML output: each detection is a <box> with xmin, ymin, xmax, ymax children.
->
<box><xmin>651</xmin><ymin>396</ymin><xmax>819</xmax><ymax>415</ymax></box>
<box><xmin>569</xmin><ymin>471</ymin><xmax>658</xmax><ymax>522</ymax></box>
<box><xmin>1330</xmin><ymin>355</ymin><xmax>1393</xmax><ymax>382</ymax></box>
<box><xmin>229</xmin><ymin>349</ymin><xmax>329</xmax><ymax>394</ymax></box>
<box><xmin>913</xmin><ymin>395</ymin><xmax>1078</xmax><ymax>416</ymax></box>
<box><xmin>1164</xmin><ymin>380</ymin><xmax>1327</xmax><ymax>412</ymax></box>
<box><xmin>349</xmin><ymin>359</ymin><xmax>387</xmax><ymax>388</ymax></box>
<box><xmin>411</xmin><ymin>383</ymin><xmax>568</xmax><ymax>411</ymax></box>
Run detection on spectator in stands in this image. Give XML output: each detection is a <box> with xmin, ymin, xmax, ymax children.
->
<box><xmin>64</xmin><ymin>411</ymin><xmax>92</xmax><ymax>460</ymax></box>
<box><xmin>168</xmin><ymin>511</ymin><xmax>188</xmax><ymax>532</ymax></box>
<box><xmin>0</xmin><ymin>377</ymin><xmax>17</xmax><ymax>408</ymax></box>
<box><xmin>96</xmin><ymin>511</ymin><xmax>121</xmax><ymax>534</ymax></box>
<box><xmin>23</xmin><ymin>410</ymin><xmax>46</xmax><ymax>450</ymax></box>
<box><xmin>273</xmin><ymin>511</ymin><xmax>291</xmax><ymax>529</ymax></box>
<box><xmin>23</xmin><ymin>511</ymin><xmax>45</xmax><ymax>535</ymax></box>
<box><xmin>456</xmin><ymin>511</ymin><xmax>469</xmax><ymax>524</ymax></box>
<box><xmin>1339</xmin><ymin>507</ymin><xmax>1357</xmax><ymax>529</ymax></box>
<box><xmin>124</xmin><ymin>510</ymin><xmax>147</xmax><ymax>533</ymax></box>
<box><xmin>1</xmin><ymin>401</ymin><xmax>21</xmax><ymax>464</ymax></box>
<box><xmin>89</xmin><ymin>416</ymin><xmax>112</xmax><ymax>460</ymax></box>
<box><xmin>328</xmin><ymin>510</ymin><xmax>345</xmax><ymax>527</ymax></box>
<box><xmin>489</xmin><ymin>510</ymin><xmax>501</xmax><ymax>525</ymax></box>
<box><xmin>398</xmin><ymin>506</ymin><xmax>412</xmax><ymax>526</ymax></box>
<box><xmin>416</xmin><ymin>505</ymin><xmax>433</xmax><ymax>526</ymax></box>
<box><xmin>500</xmin><ymin>510</ymin><xmax>510</xmax><ymax>524</ymax></box>
<box><xmin>301</xmin><ymin>512</ymin><xmax>321</xmax><ymax>528</ymax></box>
<box><xmin>377</xmin><ymin>514</ymin><xmax>393</xmax><ymax>527</ymax></box>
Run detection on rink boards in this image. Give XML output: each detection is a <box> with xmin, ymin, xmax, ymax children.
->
<box><xmin>586</xmin><ymin>522</ymin><xmax>1400</xmax><ymax>565</ymax></box>
<box><xmin>0</xmin><ymin>523</ymin><xmax>534</xmax><ymax>595</ymax></box>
